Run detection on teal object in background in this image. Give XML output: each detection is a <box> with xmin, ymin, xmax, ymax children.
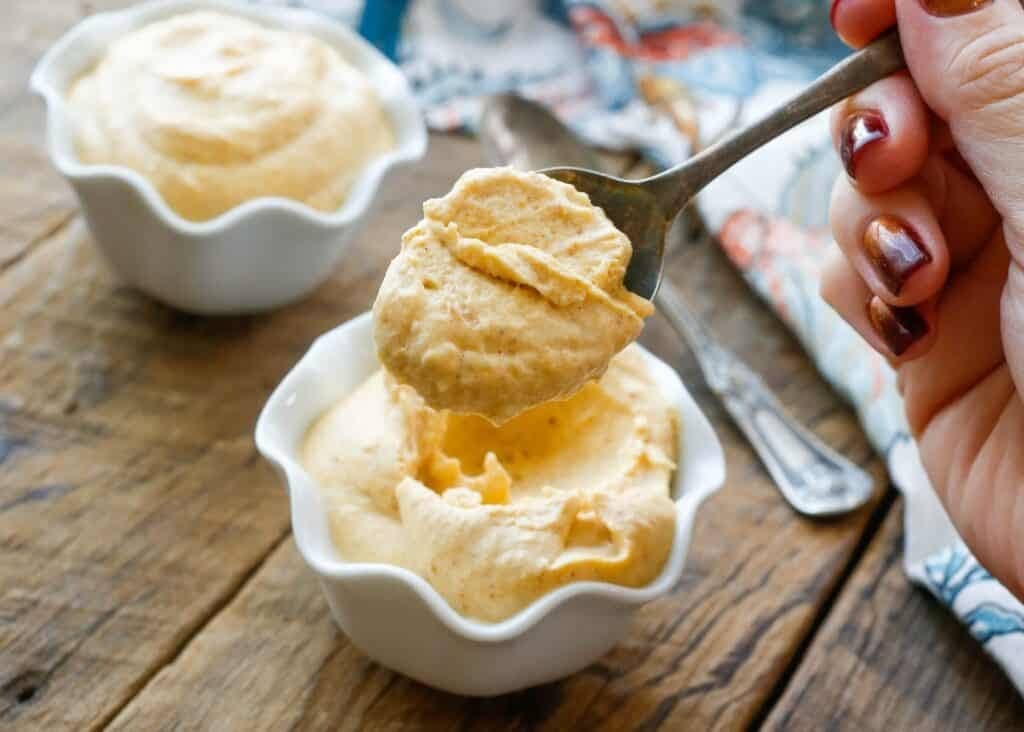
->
<box><xmin>357</xmin><ymin>0</ymin><xmax>409</xmax><ymax>60</ymax></box>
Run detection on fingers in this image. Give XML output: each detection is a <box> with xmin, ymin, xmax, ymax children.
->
<box><xmin>825</xmin><ymin>146</ymin><xmax>1000</xmax><ymax>363</ymax></box>
<box><xmin>821</xmin><ymin>252</ymin><xmax>937</xmax><ymax>360</ymax></box>
<box><xmin>895</xmin><ymin>0</ymin><xmax>1024</xmax><ymax>236</ymax></box>
<box><xmin>830</xmin><ymin>176</ymin><xmax>949</xmax><ymax>306</ymax></box>
<box><xmin>831</xmin><ymin>0</ymin><xmax>897</xmax><ymax>48</ymax></box>
<box><xmin>830</xmin><ymin>72</ymin><xmax>930</xmax><ymax>192</ymax></box>
<box><xmin>822</xmin><ymin>222</ymin><xmax>1009</xmax><ymax>407</ymax></box>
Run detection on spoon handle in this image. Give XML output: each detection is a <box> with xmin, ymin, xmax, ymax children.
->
<box><xmin>656</xmin><ymin>283</ymin><xmax>874</xmax><ymax>517</ymax></box>
<box><xmin>650</xmin><ymin>30</ymin><xmax>905</xmax><ymax>213</ymax></box>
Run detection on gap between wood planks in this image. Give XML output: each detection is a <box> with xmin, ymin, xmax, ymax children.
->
<box><xmin>96</xmin><ymin>529</ymin><xmax>294</xmax><ymax>731</ymax></box>
<box><xmin>0</xmin><ymin>208</ymin><xmax>77</xmax><ymax>274</ymax></box>
<box><xmin>747</xmin><ymin>489</ymin><xmax>898</xmax><ymax>730</ymax></box>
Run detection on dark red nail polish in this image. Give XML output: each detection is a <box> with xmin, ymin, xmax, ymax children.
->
<box><xmin>867</xmin><ymin>299</ymin><xmax>929</xmax><ymax>356</ymax></box>
<box><xmin>919</xmin><ymin>0</ymin><xmax>992</xmax><ymax>17</ymax></box>
<box><xmin>830</xmin><ymin>0</ymin><xmax>843</xmax><ymax>28</ymax></box>
<box><xmin>840</xmin><ymin>112</ymin><xmax>889</xmax><ymax>179</ymax></box>
<box><xmin>863</xmin><ymin>216</ymin><xmax>932</xmax><ymax>296</ymax></box>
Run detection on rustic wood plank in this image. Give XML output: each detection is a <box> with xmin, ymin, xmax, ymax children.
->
<box><xmin>764</xmin><ymin>502</ymin><xmax>1024</xmax><ymax>731</ymax></box>
<box><xmin>0</xmin><ymin>1</ymin><xmax>137</xmax><ymax>271</ymax></box>
<box><xmin>0</xmin><ymin>222</ymin><xmax>295</xmax><ymax>730</ymax></box>
<box><xmin>99</xmin><ymin>131</ymin><xmax>892</xmax><ymax>729</ymax></box>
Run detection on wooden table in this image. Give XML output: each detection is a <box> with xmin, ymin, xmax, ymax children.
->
<box><xmin>3</xmin><ymin>2</ymin><xmax>1023</xmax><ymax>729</ymax></box>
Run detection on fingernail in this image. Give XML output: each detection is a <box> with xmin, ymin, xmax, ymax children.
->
<box><xmin>867</xmin><ymin>298</ymin><xmax>929</xmax><ymax>356</ymax></box>
<box><xmin>830</xmin><ymin>0</ymin><xmax>843</xmax><ymax>28</ymax></box>
<box><xmin>863</xmin><ymin>216</ymin><xmax>932</xmax><ymax>296</ymax></box>
<box><xmin>919</xmin><ymin>0</ymin><xmax>992</xmax><ymax>17</ymax></box>
<box><xmin>840</xmin><ymin>112</ymin><xmax>889</xmax><ymax>179</ymax></box>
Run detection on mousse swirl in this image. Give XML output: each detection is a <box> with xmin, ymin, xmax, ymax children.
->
<box><xmin>68</xmin><ymin>11</ymin><xmax>395</xmax><ymax>221</ymax></box>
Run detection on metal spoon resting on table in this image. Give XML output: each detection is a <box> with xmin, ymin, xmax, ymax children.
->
<box><xmin>479</xmin><ymin>31</ymin><xmax>904</xmax><ymax>516</ymax></box>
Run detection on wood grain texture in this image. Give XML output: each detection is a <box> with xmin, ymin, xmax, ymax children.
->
<box><xmin>0</xmin><ymin>0</ymin><xmax>85</xmax><ymax>270</ymax></box>
<box><xmin>764</xmin><ymin>503</ymin><xmax>1024</xmax><ymax>731</ymax></box>
<box><xmin>97</xmin><ymin>135</ymin><xmax>891</xmax><ymax>730</ymax></box>
<box><xmin>0</xmin><ymin>221</ymin><xmax>297</xmax><ymax>731</ymax></box>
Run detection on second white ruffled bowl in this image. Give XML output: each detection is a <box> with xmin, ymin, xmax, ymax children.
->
<box><xmin>255</xmin><ymin>312</ymin><xmax>726</xmax><ymax>696</ymax></box>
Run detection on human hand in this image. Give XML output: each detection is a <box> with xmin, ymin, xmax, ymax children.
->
<box><xmin>823</xmin><ymin>0</ymin><xmax>1024</xmax><ymax>600</ymax></box>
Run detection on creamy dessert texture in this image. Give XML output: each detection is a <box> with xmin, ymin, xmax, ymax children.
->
<box><xmin>302</xmin><ymin>346</ymin><xmax>677</xmax><ymax>622</ymax></box>
<box><xmin>373</xmin><ymin>167</ymin><xmax>654</xmax><ymax>424</ymax></box>
<box><xmin>67</xmin><ymin>11</ymin><xmax>395</xmax><ymax>221</ymax></box>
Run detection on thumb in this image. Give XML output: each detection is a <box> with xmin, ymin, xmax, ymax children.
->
<box><xmin>896</xmin><ymin>0</ymin><xmax>1024</xmax><ymax>237</ymax></box>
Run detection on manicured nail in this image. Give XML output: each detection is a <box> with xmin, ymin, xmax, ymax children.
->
<box><xmin>863</xmin><ymin>216</ymin><xmax>932</xmax><ymax>296</ymax></box>
<box><xmin>840</xmin><ymin>112</ymin><xmax>889</xmax><ymax>179</ymax></box>
<box><xmin>919</xmin><ymin>0</ymin><xmax>992</xmax><ymax>17</ymax></box>
<box><xmin>867</xmin><ymin>298</ymin><xmax>929</xmax><ymax>356</ymax></box>
<box><xmin>830</xmin><ymin>0</ymin><xmax>843</xmax><ymax>28</ymax></box>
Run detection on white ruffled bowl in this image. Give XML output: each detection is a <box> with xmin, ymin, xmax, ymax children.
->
<box><xmin>255</xmin><ymin>312</ymin><xmax>726</xmax><ymax>696</ymax></box>
<box><xmin>30</xmin><ymin>0</ymin><xmax>427</xmax><ymax>315</ymax></box>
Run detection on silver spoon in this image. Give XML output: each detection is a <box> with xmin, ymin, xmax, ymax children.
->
<box><xmin>539</xmin><ymin>30</ymin><xmax>905</xmax><ymax>300</ymax></box>
<box><xmin>480</xmin><ymin>92</ymin><xmax>876</xmax><ymax>516</ymax></box>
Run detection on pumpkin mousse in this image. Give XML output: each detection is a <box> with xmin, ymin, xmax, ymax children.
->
<box><xmin>67</xmin><ymin>10</ymin><xmax>394</xmax><ymax>221</ymax></box>
<box><xmin>372</xmin><ymin>167</ymin><xmax>654</xmax><ymax>424</ymax></box>
<box><xmin>302</xmin><ymin>346</ymin><xmax>677</xmax><ymax>622</ymax></box>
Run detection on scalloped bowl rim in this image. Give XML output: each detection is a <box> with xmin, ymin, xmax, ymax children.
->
<box><xmin>29</xmin><ymin>0</ymin><xmax>427</xmax><ymax>237</ymax></box>
<box><xmin>255</xmin><ymin>312</ymin><xmax>726</xmax><ymax>644</ymax></box>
